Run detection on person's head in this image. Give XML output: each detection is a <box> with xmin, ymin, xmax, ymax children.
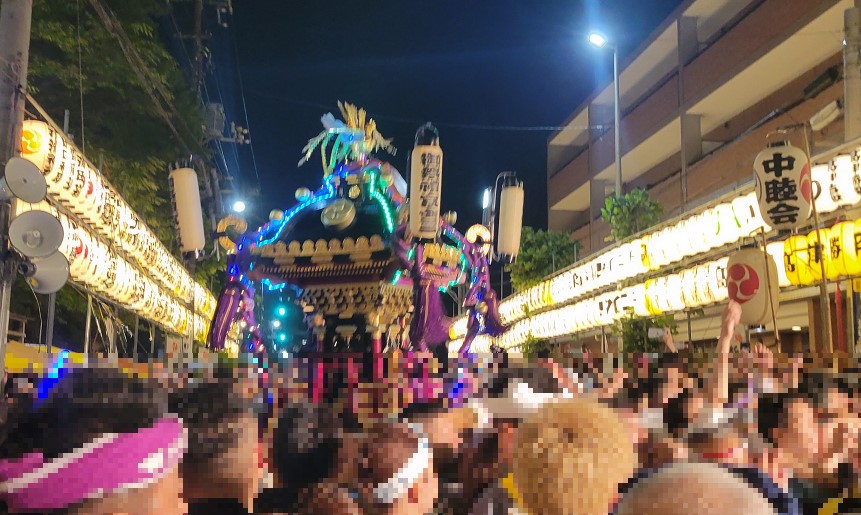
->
<box><xmin>822</xmin><ymin>377</ymin><xmax>853</xmax><ymax>418</ymax></box>
<box><xmin>271</xmin><ymin>402</ymin><xmax>344</xmax><ymax>494</ymax></box>
<box><xmin>757</xmin><ymin>390</ymin><xmax>819</xmax><ymax>475</ymax></box>
<box><xmin>659</xmin><ymin>354</ymin><xmax>686</xmax><ymax>387</ymax></box>
<box><xmin>512</xmin><ymin>397</ymin><xmax>636</xmax><ymax>515</ymax></box>
<box><xmin>687</xmin><ymin>427</ymin><xmax>749</xmax><ymax>467</ymax></box>
<box><xmin>169</xmin><ymin>375</ymin><xmax>258</xmax><ymax>508</ymax></box>
<box><xmin>663</xmin><ymin>387</ymin><xmax>708</xmax><ymax>438</ymax></box>
<box><xmin>0</xmin><ymin>366</ymin><xmax>187</xmax><ymax>514</ymax></box>
<box><xmin>357</xmin><ymin>422</ymin><xmax>438</xmax><ymax>515</ymax></box>
<box><xmin>294</xmin><ymin>483</ymin><xmax>362</xmax><ymax>515</ymax></box>
<box><xmin>614</xmin><ymin>461</ymin><xmax>776</xmax><ymax>515</ymax></box>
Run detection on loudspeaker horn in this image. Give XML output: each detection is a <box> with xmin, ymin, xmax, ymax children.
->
<box><xmin>23</xmin><ymin>252</ymin><xmax>69</xmax><ymax>294</ymax></box>
<box><xmin>2</xmin><ymin>157</ymin><xmax>47</xmax><ymax>203</ymax></box>
<box><xmin>9</xmin><ymin>211</ymin><xmax>64</xmax><ymax>258</ymax></box>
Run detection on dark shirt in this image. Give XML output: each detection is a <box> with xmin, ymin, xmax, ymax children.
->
<box><xmin>188</xmin><ymin>498</ymin><xmax>250</xmax><ymax>515</ymax></box>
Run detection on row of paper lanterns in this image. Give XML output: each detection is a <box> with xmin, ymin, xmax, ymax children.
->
<box><xmin>16</xmin><ymin>201</ymin><xmax>212</xmax><ymax>341</ymax></box>
<box><xmin>460</xmin><ymin>219</ymin><xmax>861</xmax><ymax>350</ymax></box>
<box><xmin>19</xmin><ymin>121</ymin><xmax>212</xmax><ymax>313</ymax></box>
<box><xmin>453</xmin><ymin>150</ymin><xmax>861</xmax><ymax>341</ymax></box>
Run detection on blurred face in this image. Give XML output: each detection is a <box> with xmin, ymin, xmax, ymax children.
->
<box><xmin>778</xmin><ymin>399</ymin><xmax>820</xmax><ymax>471</ymax></box>
<box><xmin>824</xmin><ymin>387</ymin><xmax>851</xmax><ymax>418</ymax></box>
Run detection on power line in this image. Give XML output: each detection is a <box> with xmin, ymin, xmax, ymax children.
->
<box><xmin>86</xmin><ymin>0</ymin><xmax>196</xmax><ymax>153</ymax></box>
<box><xmin>229</xmin><ymin>21</ymin><xmax>261</xmax><ymax>188</ymax></box>
<box><xmin>246</xmin><ymin>90</ymin><xmax>607</xmax><ymax>132</ymax></box>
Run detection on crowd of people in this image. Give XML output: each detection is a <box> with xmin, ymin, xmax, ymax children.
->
<box><xmin>2</xmin><ymin>301</ymin><xmax>861</xmax><ymax>514</ymax></box>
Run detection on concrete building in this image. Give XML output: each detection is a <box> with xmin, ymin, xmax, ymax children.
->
<box><xmin>548</xmin><ymin>0</ymin><xmax>853</xmax><ymax>256</ymax></box>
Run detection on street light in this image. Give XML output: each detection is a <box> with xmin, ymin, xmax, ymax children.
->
<box><xmin>232</xmin><ymin>200</ymin><xmax>247</xmax><ymax>213</ymax></box>
<box><xmin>589</xmin><ymin>31</ymin><xmax>622</xmax><ymax>197</ymax></box>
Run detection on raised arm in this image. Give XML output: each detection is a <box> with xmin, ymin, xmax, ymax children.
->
<box><xmin>709</xmin><ymin>300</ymin><xmax>741</xmax><ymax>406</ymax></box>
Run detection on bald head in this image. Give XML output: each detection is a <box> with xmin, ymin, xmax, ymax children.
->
<box><xmin>616</xmin><ymin>462</ymin><xmax>776</xmax><ymax>515</ymax></box>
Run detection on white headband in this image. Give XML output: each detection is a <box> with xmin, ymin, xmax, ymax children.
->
<box><xmin>371</xmin><ymin>426</ymin><xmax>432</xmax><ymax>505</ymax></box>
<box><xmin>476</xmin><ymin>380</ymin><xmax>573</xmax><ymax>423</ymax></box>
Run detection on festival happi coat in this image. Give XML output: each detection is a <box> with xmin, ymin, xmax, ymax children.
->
<box><xmin>207</xmin><ymin>103</ymin><xmax>505</xmax><ymax>356</ymax></box>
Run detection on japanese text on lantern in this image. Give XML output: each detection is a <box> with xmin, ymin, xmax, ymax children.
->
<box><xmin>761</xmin><ymin>152</ymin><xmax>800</xmax><ymax>226</ymax></box>
<box><xmin>418</xmin><ymin>151</ymin><xmax>441</xmax><ymax>234</ymax></box>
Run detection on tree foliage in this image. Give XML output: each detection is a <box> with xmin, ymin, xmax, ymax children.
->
<box><xmin>519</xmin><ymin>333</ymin><xmax>552</xmax><ymax>359</ymax></box>
<box><xmin>10</xmin><ymin>0</ymin><xmax>221</xmax><ymax>350</ymax></box>
<box><xmin>506</xmin><ymin>227</ymin><xmax>580</xmax><ymax>292</ymax></box>
<box><xmin>600</xmin><ymin>188</ymin><xmax>663</xmax><ymax>242</ymax></box>
<box><xmin>614</xmin><ymin>313</ymin><xmax>677</xmax><ymax>354</ymax></box>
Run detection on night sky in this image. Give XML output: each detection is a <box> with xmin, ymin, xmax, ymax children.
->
<box><xmin>213</xmin><ymin>0</ymin><xmax>684</xmax><ymax>233</ymax></box>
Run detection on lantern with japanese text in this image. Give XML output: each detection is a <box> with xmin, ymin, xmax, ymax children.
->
<box><xmin>784</xmin><ymin>235</ymin><xmax>814</xmax><ymax>286</ymax></box>
<box><xmin>812</xmin><ymin>164</ymin><xmax>839</xmax><ymax>214</ymax></box>
<box><xmin>726</xmin><ymin>248</ymin><xmax>779</xmax><ymax>325</ymax></box>
<box><xmin>409</xmin><ymin>124</ymin><xmax>443</xmax><ymax>241</ymax></box>
<box><xmin>806</xmin><ymin>229</ymin><xmax>835</xmax><ymax>280</ymax></box>
<box><xmin>732</xmin><ymin>192</ymin><xmax>770</xmax><ymax>237</ymax></box>
<box><xmin>829</xmin><ymin>155</ymin><xmax>861</xmax><ymax>208</ymax></box>
<box><xmin>753</xmin><ymin>141</ymin><xmax>812</xmax><ymax>230</ymax></box>
<box><xmin>826</xmin><ymin>221</ymin><xmax>861</xmax><ymax>278</ymax></box>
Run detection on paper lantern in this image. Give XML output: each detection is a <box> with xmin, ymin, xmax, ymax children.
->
<box><xmin>409</xmin><ymin>125</ymin><xmax>443</xmax><ymax>241</ymax></box>
<box><xmin>784</xmin><ymin>235</ymin><xmax>814</xmax><ymax>286</ymax></box>
<box><xmin>726</xmin><ymin>248</ymin><xmax>780</xmax><ymax>325</ymax></box>
<box><xmin>713</xmin><ymin>203</ymin><xmax>741</xmax><ymax>247</ymax></box>
<box><xmin>498</xmin><ymin>180</ymin><xmax>525</xmax><ymax>259</ymax></box>
<box><xmin>765</xmin><ymin>242</ymin><xmax>791</xmax><ymax>287</ymax></box>
<box><xmin>754</xmin><ymin>141</ymin><xmax>812</xmax><ymax>230</ymax></box>
<box><xmin>169</xmin><ymin>167</ymin><xmax>206</xmax><ymax>254</ymax></box>
<box><xmin>731</xmin><ymin>193</ymin><xmax>770</xmax><ymax>237</ymax></box>
<box><xmin>807</xmin><ymin>229</ymin><xmax>836</xmax><ymax>280</ymax></box>
<box><xmin>829</xmin><ymin>155</ymin><xmax>861</xmax><ymax>208</ymax></box>
<box><xmin>811</xmin><ymin>164</ymin><xmax>839</xmax><ymax>214</ymax></box>
<box><xmin>826</xmin><ymin>221</ymin><xmax>861</xmax><ymax>277</ymax></box>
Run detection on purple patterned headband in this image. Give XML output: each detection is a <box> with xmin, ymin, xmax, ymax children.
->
<box><xmin>0</xmin><ymin>415</ymin><xmax>186</xmax><ymax>512</ymax></box>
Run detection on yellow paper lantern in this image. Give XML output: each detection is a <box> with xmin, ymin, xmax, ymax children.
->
<box><xmin>829</xmin><ymin>221</ymin><xmax>861</xmax><ymax>277</ymax></box>
<box><xmin>784</xmin><ymin>235</ymin><xmax>814</xmax><ymax>286</ymax></box>
<box><xmin>807</xmin><ymin>229</ymin><xmax>835</xmax><ymax>280</ymax></box>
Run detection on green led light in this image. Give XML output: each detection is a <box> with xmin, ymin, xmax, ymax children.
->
<box><xmin>368</xmin><ymin>170</ymin><xmax>395</xmax><ymax>233</ymax></box>
<box><xmin>391</xmin><ymin>269</ymin><xmax>403</xmax><ymax>285</ymax></box>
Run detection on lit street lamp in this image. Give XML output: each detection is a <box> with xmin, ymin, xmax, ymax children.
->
<box><xmin>589</xmin><ymin>31</ymin><xmax>622</xmax><ymax>197</ymax></box>
<box><xmin>232</xmin><ymin>200</ymin><xmax>247</xmax><ymax>213</ymax></box>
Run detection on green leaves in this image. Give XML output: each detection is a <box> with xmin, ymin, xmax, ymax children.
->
<box><xmin>614</xmin><ymin>313</ymin><xmax>677</xmax><ymax>354</ymax></box>
<box><xmin>520</xmin><ymin>333</ymin><xmax>552</xmax><ymax>359</ymax></box>
<box><xmin>600</xmin><ymin>188</ymin><xmax>663</xmax><ymax>242</ymax></box>
<box><xmin>505</xmin><ymin>227</ymin><xmax>581</xmax><ymax>292</ymax></box>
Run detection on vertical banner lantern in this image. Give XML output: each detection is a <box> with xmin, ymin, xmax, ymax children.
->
<box><xmin>753</xmin><ymin>141</ymin><xmax>812</xmax><ymax>230</ymax></box>
<box><xmin>169</xmin><ymin>167</ymin><xmax>206</xmax><ymax>254</ymax></box>
<box><xmin>409</xmin><ymin>123</ymin><xmax>443</xmax><ymax>241</ymax></box>
<box><xmin>726</xmin><ymin>248</ymin><xmax>779</xmax><ymax>325</ymax></box>
<box><xmin>497</xmin><ymin>176</ymin><xmax>525</xmax><ymax>259</ymax></box>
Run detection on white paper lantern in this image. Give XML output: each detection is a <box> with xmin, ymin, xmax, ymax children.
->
<box><xmin>811</xmin><ymin>164</ymin><xmax>839</xmax><ymax>214</ymax></box>
<box><xmin>829</xmin><ymin>155</ymin><xmax>861</xmax><ymax>208</ymax></box>
<box><xmin>754</xmin><ymin>142</ymin><xmax>812</xmax><ymax>230</ymax></box>
<box><xmin>732</xmin><ymin>192</ymin><xmax>770</xmax><ymax>237</ymax></box>
<box><xmin>726</xmin><ymin>248</ymin><xmax>780</xmax><ymax>325</ymax></box>
<box><xmin>497</xmin><ymin>181</ymin><xmax>525</xmax><ymax>259</ymax></box>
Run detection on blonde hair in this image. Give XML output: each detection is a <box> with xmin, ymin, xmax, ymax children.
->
<box><xmin>512</xmin><ymin>397</ymin><xmax>635</xmax><ymax>515</ymax></box>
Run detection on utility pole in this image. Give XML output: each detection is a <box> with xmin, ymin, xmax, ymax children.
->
<box><xmin>0</xmin><ymin>0</ymin><xmax>34</xmax><ymax>396</ymax></box>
